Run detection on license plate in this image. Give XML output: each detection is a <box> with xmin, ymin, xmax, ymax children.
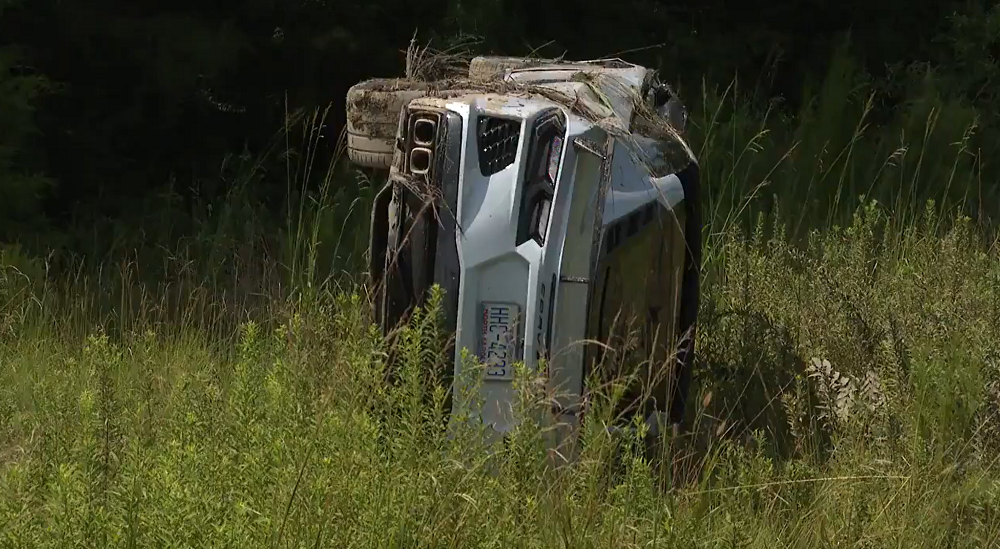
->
<box><xmin>480</xmin><ymin>302</ymin><xmax>520</xmax><ymax>380</ymax></box>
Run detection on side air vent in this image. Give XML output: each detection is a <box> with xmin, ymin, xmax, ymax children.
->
<box><xmin>477</xmin><ymin>116</ymin><xmax>521</xmax><ymax>176</ymax></box>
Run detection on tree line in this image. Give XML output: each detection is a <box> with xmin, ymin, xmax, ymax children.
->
<box><xmin>1</xmin><ymin>0</ymin><xmax>998</xmax><ymax>251</ymax></box>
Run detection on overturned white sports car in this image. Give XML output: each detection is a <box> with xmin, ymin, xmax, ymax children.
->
<box><xmin>345</xmin><ymin>56</ymin><xmax>701</xmax><ymax>452</ymax></box>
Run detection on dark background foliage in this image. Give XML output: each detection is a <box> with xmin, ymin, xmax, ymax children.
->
<box><xmin>1</xmin><ymin>0</ymin><xmax>998</xmax><ymax>264</ymax></box>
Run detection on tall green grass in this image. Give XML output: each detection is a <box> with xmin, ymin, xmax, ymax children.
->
<box><xmin>2</xmin><ymin>53</ymin><xmax>1000</xmax><ymax>547</ymax></box>
<box><xmin>692</xmin><ymin>40</ymin><xmax>996</xmax><ymax>256</ymax></box>
<box><xmin>2</xmin><ymin>205</ymin><xmax>997</xmax><ymax>548</ymax></box>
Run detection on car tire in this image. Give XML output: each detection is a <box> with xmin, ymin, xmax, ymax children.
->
<box><xmin>345</xmin><ymin>78</ymin><xmax>430</xmax><ymax>169</ymax></box>
<box><xmin>468</xmin><ymin>56</ymin><xmax>553</xmax><ymax>80</ymax></box>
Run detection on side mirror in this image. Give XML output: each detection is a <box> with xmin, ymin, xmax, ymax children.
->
<box><xmin>647</xmin><ymin>82</ymin><xmax>687</xmax><ymax>133</ymax></box>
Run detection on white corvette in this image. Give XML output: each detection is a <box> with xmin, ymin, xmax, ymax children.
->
<box><xmin>347</xmin><ymin>56</ymin><xmax>701</xmax><ymax>454</ymax></box>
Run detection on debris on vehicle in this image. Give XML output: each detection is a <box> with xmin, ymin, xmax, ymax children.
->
<box><xmin>346</xmin><ymin>48</ymin><xmax>701</xmax><ymax>457</ymax></box>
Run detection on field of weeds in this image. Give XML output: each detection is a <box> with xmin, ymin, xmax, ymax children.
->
<box><xmin>2</xmin><ymin>58</ymin><xmax>1000</xmax><ymax>547</ymax></box>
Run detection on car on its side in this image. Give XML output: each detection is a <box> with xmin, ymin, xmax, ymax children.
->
<box><xmin>345</xmin><ymin>55</ymin><xmax>701</xmax><ymax>455</ymax></box>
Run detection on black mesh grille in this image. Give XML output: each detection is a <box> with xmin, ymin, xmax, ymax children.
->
<box><xmin>477</xmin><ymin>116</ymin><xmax>521</xmax><ymax>176</ymax></box>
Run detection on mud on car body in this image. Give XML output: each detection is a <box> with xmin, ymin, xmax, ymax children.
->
<box><xmin>346</xmin><ymin>56</ymin><xmax>701</xmax><ymax>453</ymax></box>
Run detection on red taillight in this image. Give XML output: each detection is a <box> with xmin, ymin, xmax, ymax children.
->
<box><xmin>547</xmin><ymin>136</ymin><xmax>563</xmax><ymax>182</ymax></box>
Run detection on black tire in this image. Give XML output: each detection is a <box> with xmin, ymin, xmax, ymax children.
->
<box><xmin>345</xmin><ymin>78</ymin><xmax>430</xmax><ymax>169</ymax></box>
<box><xmin>348</xmin><ymin>134</ymin><xmax>395</xmax><ymax>170</ymax></box>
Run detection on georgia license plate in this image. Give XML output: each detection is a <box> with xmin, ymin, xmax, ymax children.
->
<box><xmin>480</xmin><ymin>302</ymin><xmax>520</xmax><ymax>380</ymax></box>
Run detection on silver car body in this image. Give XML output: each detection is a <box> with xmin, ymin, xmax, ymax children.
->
<box><xmin>369</xmin><ymin>57</ymin><xmax>698</xmax><ymax>448</ymax></box>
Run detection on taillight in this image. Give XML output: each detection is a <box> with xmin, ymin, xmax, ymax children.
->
<box><xmin>516</xmin><ymin>109</ymin><xmax>566</xmax><ymax>246</ymax></box>
<box><xmin>547</xmin><ymin>136</ymin><xmax>563</xmax><ymax>182</ymax></box>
